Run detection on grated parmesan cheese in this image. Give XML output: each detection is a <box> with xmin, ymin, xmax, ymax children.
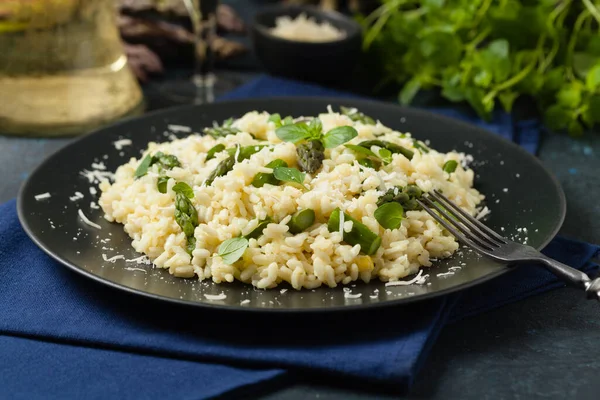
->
<box><xmin>240</xmin><ymin>299</ymin><xmax>251</xmax><ymax>305</ymax></box>
<box><xmin>167</xmin><ymin>124</ymin><xmax>192</xmax><ymax>133</ymax></box>
<box><xmin>344</xmin><ymin>292</ymin><xmax>362</xmax><ymax>299</ymax></box>
<box><xmin>204</xmin><ymin>293</ymin><xmax>227</xmax><ymax>301</ymax></box>
<box><xmin>78</xmin><ymin>209</ymin><xmax>101</xmax><ymax>229</ymax></box>
<box><xmin>385</xmin><ymin>269</ymin><xmax>425</xmax><ymax>287</ymax></box>
<box><xmin>69</xmin><ymin>192</ymin><xmax>84</xmax><ymax>201</ymax></box>
<box><xmin>34</xmin><ymin>192</ymin><xmax>51</xmax><ymax>200</ymax></box>
<box><xmin>102</xmin><ymin>254</ymin><xmax>125</xmax><ymax>263</ymax></box>
<box><xmin>113</xmin><ymin>139</ymin><xmax>132</xmax><ymax>150</ymax></box>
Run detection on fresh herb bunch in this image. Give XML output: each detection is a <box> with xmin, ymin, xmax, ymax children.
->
<box><xmin>362</xmin><ymin>0</ymin><xmax>600</xmax><ymax>136</ymax></box>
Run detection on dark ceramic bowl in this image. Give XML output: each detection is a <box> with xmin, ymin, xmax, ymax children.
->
<box><xmin>251</xmin><ymin>5</ymin><xmax>362</xmax><ymax>84</ymax></box>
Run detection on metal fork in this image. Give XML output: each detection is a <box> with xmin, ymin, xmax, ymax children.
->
<box><xmin>416</xmin><ymin>190</ymin><xmax>600</xmax><ymax>301</ymax></box>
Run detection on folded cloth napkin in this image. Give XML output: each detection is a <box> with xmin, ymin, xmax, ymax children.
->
<box><xmin>1</xmin><ymin>76</ymin><xmax>598</xmax><ymax>400</ymax></box>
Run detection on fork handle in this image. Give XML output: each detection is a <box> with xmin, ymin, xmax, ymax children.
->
<box><xmin>538</xmin><ymin>256</ymin><xmax>600</xmax><ymax>301</ymax></box>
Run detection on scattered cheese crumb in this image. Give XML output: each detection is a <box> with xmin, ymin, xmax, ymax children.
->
<box><xmin>89</xmin><ymin>187</ymin><xmax>97</xmax><ymax>196</ymax></box>
<box><xmin>503</xmin><ymin>188</ymin><xmax>508</xmax><ymax>193</ymax></box>
<box><xmin>78</xmin><ymin>209</ymin><xmax>101</xmax><ymax>229</ymax></box>
<box><xmin>126</xmin><ymin>255</ymin><xmax>152</xmax><ymax>265</ymax></box>
<box><xmin>113</xmin><ymin>139</ymin><xmax>132</xmax><ymax>150</ymax></box>
<box><xmin>69</xmin><ymin>192</ymin><xmax>84</xmax><ymax>201</ymax></box>
<box><xmin>476</xmin><ymin>206</ymin><xmax>491</xmax><ymax>220</ymax></box>
<box><xmin>34</xmin><ymin>192</ymin><xmax>51</xmax><ymax>200</ymax></box>
<box><xmin>385</xmin><ymin>269</ymin><xmax>425</xmax><ymax>286</ymax></box>
<box><xmin>344</xmin><ymin>292</ymin><xmax>362</xmax><ymax>299</ymax></box>
<box><xmin>124</xmin><ymin>267</ymin><xmax>146</xmax><ymax>273</ymax></box>
<box><xmin>91</xmin><ymin>162</ymin><xmax>106</xmax><ymax>170</ymax></box>
<box><xmin>280</xmin><ymin>288</ymin><xmax>288</xmax><ymax>294</ymax></box>
<box><xmin>102</xmin><ymin>254</ymin><xmax>125</xmax><ymax>263</ymax></box>
<box><xmin>204</xmin><ymin>293</ymin><xmax>227</xmax><ymax>301</ymax></box>
<box><xmin>240</xmin><ymin>299</ymin><xmax>251</xmax><ymax>305</ymax></box>
<box><xmin>167</xmin><ymin>124</ymin><xmax>192</xmax><ymax>133</ymax></box>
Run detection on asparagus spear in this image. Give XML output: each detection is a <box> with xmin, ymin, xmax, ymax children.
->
<box><xmin>327</xmin><ymin>208</ymin><xmax>381</xmax><ymax>255</ymax></box>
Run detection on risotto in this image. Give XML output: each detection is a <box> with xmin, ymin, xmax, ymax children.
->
<box><xmin>99</xmin><ymin>106</ymin><xmax>483</xmax><ymax>290</ymax></box>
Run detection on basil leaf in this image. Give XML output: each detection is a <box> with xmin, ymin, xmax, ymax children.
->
<box><xmin>157</xmin><ymin>176</ymin><xmax>169</xmax><ymax>193</ymax></box>
<box><xmin>273</xmin><ymin>167</ymin><xmax>307</xmax><ymax>189</ymax></box>
<box><xmin>251</xmin><ymin>159</ymin><xmax>288</xmax><ymax>187</ymax></box>
<box><xmin>275</xmin><ymin>123</ymin><xmax>311</xmax><ymax>143</ymax></box>
<box><xmin>135</xmin><ymin>154</ymin><xmax>152</xmax><ymax>178</ymax></box>
<box><xmin>245</xmin><ymin>217</ymin><xmax>272</xmax><ymax>239</ymax></box>
<box><xmin>222</xmin><ymin>117</ymin><xmax>234</xmax><ymax>127</ymax></box>
<box><xmin>268</xmin><ymin>113</ymin><xmax>282</xmax><ymax>127</ymax></box>
<box><xmin>207</xmin><ymin>144</ymin><xmax>226</xmax><ymax>160</ymax></box>
<box><xmin>283</xmin><ymin>116</ymin><xmax>294</xmax><ymax>125</ymax></box>
<box><xmin>308</xmin><ymin>118</ymin><xmax>323</xmax><ymax>138</ymax></box>
<box><xmin>218</xmin><ymin>237</ymin><xmax>249</xmax><ymax>264</ymax></box>
<box><xmin>322</xmin><ymin>126</ymin><xmax>358</xmax><ymax>149</ymax></box>
<box><xmin>378</xmin><ymin>148</ymin><xmax>392</xmax><ymax>164</ymax></box>
<box><xmin>344</xmin><ymin>144</ymin><xmax>379</xmax><ymax>158</ymax></box>
<box><xmin>172</xmin><ymin>182</ymin><xmax>194</xmax><ymax>199</ymax></box>
<box><xmin>374</xmin><ymin>202</ymin><xmax>404</xmax><ymax>230</ymax></box>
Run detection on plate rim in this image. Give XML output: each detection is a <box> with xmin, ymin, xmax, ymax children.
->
<box><xmin>17</xmin><ymin>96</ymin><xmax>567</xmax><ymax>313</ymax></box>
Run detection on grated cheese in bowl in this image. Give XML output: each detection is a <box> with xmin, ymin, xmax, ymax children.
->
<box><xmin>269</xmin><ymin>13</ymin><xmax>345</xmax><ymax>43</ymax></box>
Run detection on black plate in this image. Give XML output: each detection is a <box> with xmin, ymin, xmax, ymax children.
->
<box><xmin>18</xmin><ymin>98</ymin><xmax>565</xmax><ymax>312</ymax></box>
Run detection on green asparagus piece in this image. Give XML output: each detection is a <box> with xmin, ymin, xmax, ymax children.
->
<box><xmin>327</xmin><ymin>208</ymin><xmax>381</xmax><ymax>255</ymax></box>
<box><xmin>205</xmin><ymin>156</ymin><xmax>235</xmax><ymax>186</ymax></box>
<box><xmin>296</xmin><ymin>140</ymin><xmax>325</xmax><ymax>174</ymax></box>
<box><xmin>206</xmin><ymin>144</ymin><xmax>226</xmax><ymax>160</ymax></box>
<box><xmin>288</xmin><ymin>209</ymin><xmax>316</xmax><ymax>234</ymax></box>
<box><xmin>443</xmin><ymin>160</ymin><xmax>458</xmax><ymax>173</ymax></box>
<box><xmin>245</xmin><ymin>217</ymin><xmax>272</xmax><ymax>239</ymax></box>
<box><xmin>358</xmin><ymin>140</ymin><xmax>414</xmax><ymax>160</ymax></box>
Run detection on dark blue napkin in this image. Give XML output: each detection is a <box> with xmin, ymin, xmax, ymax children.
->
<box><xmin>1</xmin><ymin>76</ymin><xmax>598</xmax><ymax>400</ymax></box>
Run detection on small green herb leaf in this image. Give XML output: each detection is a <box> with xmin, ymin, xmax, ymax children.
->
<box><xmin>218</xmin><ymin>237</ymin><xmax>249</xmax><ymax>264</ymax></box>
<box><xmin>308</xmin><ymin>118</ymin><xmax>323</xmax><ymax>138</ymax></box>
<box><xmin>273</xmin><ymin>167</ymin><xmax>307</xmax><ymax>189</ymax></box>
<box><xmin>378</xmin><ymin>148</ymin><xmax>392</xmax><ymax>164</ymax></box>
<box><xmin>172</xmin><ymin>182</ymin><xmax>194</xmax><ymax>199</ymax></box>
<box><xmin>157</xmin><ymin>176</ymin><xmax>169</xmax><ymax>193</ymax></box>
<box><xmin>275</xmin><ymin>123</ymin><xmax>311</xmax><ymax>143</ymax></box>
<box><xmin>207</xmin><ymin>144</ymin><xmax>226</xmax><ymax>160</ymax></box>
<box><xmin>442</xmin><ymin>160</ymin><xmax>458</xmax><ymax>173</ymax></box>
<box><xmin>322</xmin><ymin>126</ymin><xmax>358</xmax><ymax>149</ymax></box>
<box><xmin>245</xmin><ymin>217</ymin><xmax>272</xmax><ymax>239</ymax></box>
<box><xmin>135</xmin><ymin>154</ymin><xmax>153</xmax><ymax>178</ymax></box>
<box><xmin>251</xmin><ymin>159</ymin><xmax>288</xmax><ymax>188</ymax></box>
<box><xmin>374</xmin><ymin>202</ymin><xmax>404</xmax><ymax>230</ymax></box>
<box><xmin>268</xmin><ymin>113</ymin><xmax>282</xmax><ymax>127</ymax></box>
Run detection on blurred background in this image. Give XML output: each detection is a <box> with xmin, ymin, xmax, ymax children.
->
<box><xmin>1</xmin><ymin>0</ymin><xmax>599</xmax><ymax>137</ymax></box>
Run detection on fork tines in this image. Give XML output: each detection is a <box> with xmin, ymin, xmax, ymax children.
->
<box><xmin>416</xmin><ymin>190</ymin><xmax>507</xmax><ymax>254</ymax></box>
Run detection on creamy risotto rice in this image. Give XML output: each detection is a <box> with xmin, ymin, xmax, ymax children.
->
<box><xmin>99</xmin><ymin>107</ymin><xmax>483</xmax><ymax>290</ymax></box>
